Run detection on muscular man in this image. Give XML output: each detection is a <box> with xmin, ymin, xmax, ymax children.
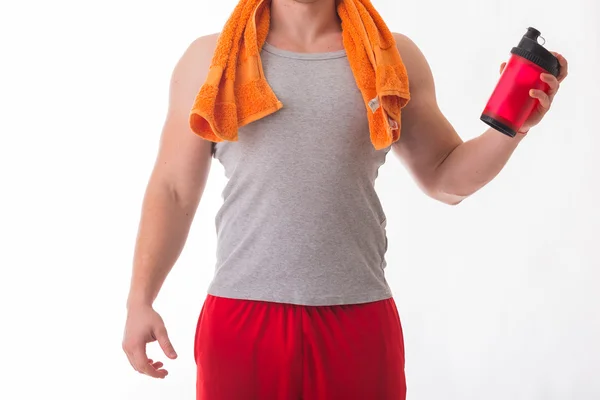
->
<box><xmin>122</xmin><ymin>0</ymin><xmax>568</xmax><ymax>398</ymax></box>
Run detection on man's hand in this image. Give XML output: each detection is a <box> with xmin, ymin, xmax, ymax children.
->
<box><xmin>122</xmin><ymin>306</ymin><xmax>178</xmax><ymax>379</ymax></box>
<box><xmin>500</xmin><ymin>52</ymin><xmax>569</xmax><ymax>134</ymax></box>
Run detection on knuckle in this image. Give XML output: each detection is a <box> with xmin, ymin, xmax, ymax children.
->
<box><xmin>156</xmin><ymin>330</ymin><xmax>170</xmax><ymax>343</ymax></box>
<box><xmin>156</xmin><ymin>328</ymin><xmax>167</xmax><ymax>338</ymax></box>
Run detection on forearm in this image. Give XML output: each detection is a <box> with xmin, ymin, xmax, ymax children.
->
<box><xmin>126</xmin><ymin>181</ymin><xmax>198</xmax><ymax>309</ymax></box>
<box><xmin>434</xmin><ymin>128</ymin><xmax>525</xmax><ymax>203</ymax></box>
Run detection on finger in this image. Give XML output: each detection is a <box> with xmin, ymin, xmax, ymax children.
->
<box><xmin>125</xmin><ymin>352</ymin><xmax>139</xmax><ymax>372</ymax></box>
<box><xmin>132</xmin><ymin>351</ymin><xmax>167</xmax><ymax>378</ymax></box>
<box><xmin>530</xmin><ymin>89</ymin><xmax>551</xmax><ymax>110</ymax></box>
<box><xmin>499</xmin><ymin>62</ymin><xmax>507</xmax><ymax>74</ymax></box>
<box><xmin>540</xmin><ymin>73</ymin><xmax>560</xmax><ymax>96</ymax></box>
<box><xmin>155</xmin><ymin>327</ymin><xmax>178</xmax><ymax>360</ymax></box>
<box><xmin>151</xmin><ymin>361</ymin><xmax>164</xmax><ymax>370</ymax></box>
<box><xmin>550</xmin><ymin>51</ymin><xmax>568</xmax><ymax>82</ymax></box>
<box><xmin>130</xmin><ymin>350</ymin><xmax>151</xmax><ymax>374</ymax></box>
<box><xmin>123</xmin><ymin>342</ymin><xmax>141</xmax><ymax>372</ymax></box>
<box><xmin>127</xmin><ymin>341</ymin><xmax>163</xmax><ymax>378</ymax></box>
<box><xmin>149</xmin><ymin>360</ymin><xmax>167</xmax><ymax>376</ymax></box>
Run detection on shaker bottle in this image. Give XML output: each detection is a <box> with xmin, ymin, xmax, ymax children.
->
<box><xmin>481</xmin><ymin>27</ymin><xmax>560</xmax><ymax>137</ymax></box>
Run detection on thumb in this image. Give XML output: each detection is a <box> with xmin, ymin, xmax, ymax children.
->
<box><xmin>155</xmin><ymin>326</ymin><xmax>178</xmax><ymax>359</ymax></box>
<box><xmin>500</xmin><ymin>62</ymin><xmax>507</xmax><ymax>74</ymax></box>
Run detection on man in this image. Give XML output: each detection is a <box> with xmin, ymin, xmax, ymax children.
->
<box><xmin>122</xmin><ymin>0</ymin><xmax>568</xmax><ymax>398</ymax></box>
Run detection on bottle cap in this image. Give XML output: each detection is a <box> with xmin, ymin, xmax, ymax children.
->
<box><xmin>511</xmin><ymin>27</ymin><xmax>560</xmax><ymax>77</ymax></box>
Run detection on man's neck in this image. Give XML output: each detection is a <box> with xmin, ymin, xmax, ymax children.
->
<box><xmin>268</xmin><ymin>0</ymin><xmax>342</xmax><ymax>51</ymax></box>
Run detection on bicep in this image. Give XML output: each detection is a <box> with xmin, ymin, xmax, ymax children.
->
<box><xmin>391</xmin><ymin>33</ymin><xmax>462</xmax><ymax>193</ymax></box>
<box><xmin>151</xmin><ymin>35</ymin><xmax>219</xmax><ymax>205</ymax></box>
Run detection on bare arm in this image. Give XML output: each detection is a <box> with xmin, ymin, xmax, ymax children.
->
<box><xmin>392</xmin><ymin>33</ymin><xmax>524</xmax><ymax>205</ymax></box>
<box><xmin>122</xmin><ymin>34</ymin><xmax>217</xmax><ymax>379</ymax></box>
<box><xmin>127</xmin><ymin>34</ymin><xmax>217</xmax><ymax>309</ymax></box>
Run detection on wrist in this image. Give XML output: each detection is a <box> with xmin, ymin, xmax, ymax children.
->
<box><xmin>126</xmin><ymin>291</ymin><xmax>154</xmax><ymax>311</ymax></box>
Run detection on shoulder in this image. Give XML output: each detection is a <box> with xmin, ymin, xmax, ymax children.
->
<box><xmin>391</xmin><ymin>33</ymin><xmax>423</xmax><ymax>61</ymax></box>
<box><xmin>189</xmin><ymin>33</ymin><xmax>220</xmax><ymax>53</ymax></box>
<box><xmin>391</xmin><ymin>32</ymin><xmax>416</xmax><ymax>51</ymax></box>
<box><xmin>166</xmin><ymin>33</ymin><xmax>221</xmax><ymax>113</ymax></box>
<box><xmin>391</xmin><ymin>32</ymin><xmax>435</xmax><ymax>97</ymax></box>
<box><xmin>391</xmin><ymin>33</ymin><xmax>431</xmax><ymax>73</ymax></box>
<box><xmin>170</xmin><ymin>33</ymin><xmax>220</xmax><ymax>89</ymax></box>
<box><xmin>178</xmin><ymin>33</ymin><xmax>220</xmax><ymax>68</ymax></box>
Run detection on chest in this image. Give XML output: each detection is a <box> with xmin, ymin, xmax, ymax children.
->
<box><xmin>215</xmin><ymin>51</ymin><xmax>387</xmax><ymax>176</ymax></box>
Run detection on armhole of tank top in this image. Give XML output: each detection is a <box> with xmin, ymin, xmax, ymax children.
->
<box><xmin>380</xmin><ymin>217</ymin><xmax>388</xmax><ymax>254</ymax></box>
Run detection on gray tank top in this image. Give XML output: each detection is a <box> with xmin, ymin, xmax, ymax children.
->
<box><xmin>208</xmin><ymin>42</ymin><xmax>393</xmax><ymax>306</ymax></box>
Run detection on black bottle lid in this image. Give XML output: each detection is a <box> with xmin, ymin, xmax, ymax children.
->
<box><xmin>510</xmin><ymin>27</ymin><xmax>560</xmax><ymax>77</ymax></box>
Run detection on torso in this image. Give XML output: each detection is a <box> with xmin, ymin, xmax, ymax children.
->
<box><xmin>208</xmin><ymin>42</ymin><xmax>393</xmax><ymax>306</ymax></box>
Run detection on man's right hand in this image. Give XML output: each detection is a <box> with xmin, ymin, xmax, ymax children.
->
<box><xmin>122</xmin><ymin>305</ymin><xmax>178</xmax><ymax>379</ymax></box>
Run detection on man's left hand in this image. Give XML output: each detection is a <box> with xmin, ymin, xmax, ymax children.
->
<box><xmin>499</xmin><ymin>51</ymin><xmax>569</xmax><ymax>134</ymax></box>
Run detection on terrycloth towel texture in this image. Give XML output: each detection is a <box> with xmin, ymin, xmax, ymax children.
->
<box><xmin>189</xmin><ymin>0</ymin><xmax>410</xmax><ymax>150</ymax></box>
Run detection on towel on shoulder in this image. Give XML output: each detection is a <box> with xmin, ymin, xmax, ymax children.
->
<box><xmin>189</xmin><ymin>0</ymin><xmax>411</xmax><ymax>150</ymax></box>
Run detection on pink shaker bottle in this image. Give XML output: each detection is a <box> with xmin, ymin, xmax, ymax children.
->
<box><xmin>481</xmin><ymin>27</ymin><xmax>560</xmax><ymax>137</ymax></box>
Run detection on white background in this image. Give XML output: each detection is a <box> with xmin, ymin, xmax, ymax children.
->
<box><xmin>1</xmin><ymin>0</ymin><xmax>598</xmax><ymax>399</ymax></box>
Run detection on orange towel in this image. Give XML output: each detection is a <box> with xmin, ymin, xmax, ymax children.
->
<box><xmin>189</xmin><ymin>0</ymin><xmax>410</xmax><ymax>150</ymax></box>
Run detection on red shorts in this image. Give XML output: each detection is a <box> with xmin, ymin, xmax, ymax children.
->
<box><xmin>194</xmin><ymin>295</ymin><xmax>406</xmax><ymax>399</ymax></box>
